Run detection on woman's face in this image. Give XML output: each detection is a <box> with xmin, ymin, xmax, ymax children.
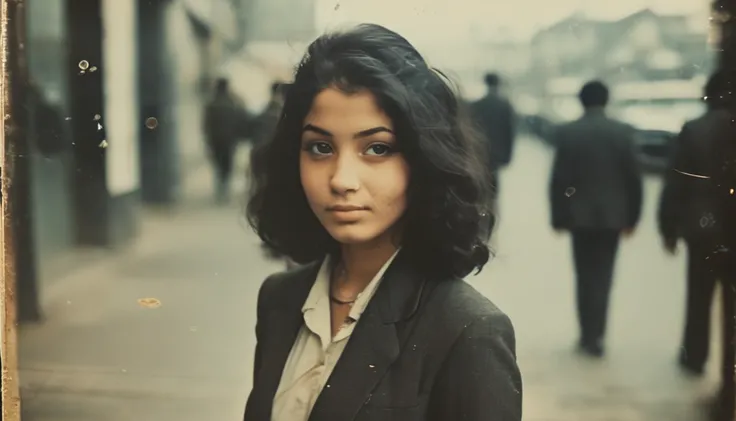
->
<box><xmin>300</xmin><ymin>87</ymin><xmax>410</xmax><ymax>247</ymax></box>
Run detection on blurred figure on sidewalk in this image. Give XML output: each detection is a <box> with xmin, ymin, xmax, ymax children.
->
<box><xmin>657</xmin><ymin>71</ymin><xmax>735</xmax><ymax>421</ymax></box>
<box><xmin>549</xmin><ymin>80</ymin><xmax>643</xmax><ymax>358</ymax></box>
<box><xmin>469</xmin><ymin>73</ymin><xmax>517</xmax><ymax>203</ymax></box>
<box><xmin>204</xmin><ymin>77</ymin><xmax>250</xmax><ymax>204</ymax></box>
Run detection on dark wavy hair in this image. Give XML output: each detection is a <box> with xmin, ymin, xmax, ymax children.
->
<box><xmin>246</xmin><ymin>23</ymin><xmax>494</xmax><ymax>279</ymax></box>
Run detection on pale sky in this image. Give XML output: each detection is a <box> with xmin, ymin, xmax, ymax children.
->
<box><xmin>315</xmin><ymin>0</ymin><xmax>708</xmax><ymax>42</ymax></box>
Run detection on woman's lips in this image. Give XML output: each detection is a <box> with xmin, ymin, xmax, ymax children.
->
<box><xmin>327</xmin><ymin>204</ymin><xmax>369</xmax><ymax>212</ymax></box>
<box><xmin>327</xmin><ymin>205</ymin><xmax>369</xmax><ymax>221</ymax></box>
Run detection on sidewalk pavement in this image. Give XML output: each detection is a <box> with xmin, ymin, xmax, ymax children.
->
<box><xmin>20</xmin><ymin>144</ymin><xmax>279</xmax><ymax>421</ymax></box>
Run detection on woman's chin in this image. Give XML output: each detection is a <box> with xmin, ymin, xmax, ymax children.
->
<box><xmin>326</xmin><ymin>225</ymin><xmax>383</xmax><ymax>246</ymax></box>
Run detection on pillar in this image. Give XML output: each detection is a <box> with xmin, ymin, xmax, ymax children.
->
<box><xmin>138</xmin><ymin>0</ymin><xmax>179</xmax><ymax>205</ymax></box>
<box><xmin>68</xmin><ymin>0</ymin><xmax>140</xmax><ymax>248</ymax></box>
<box><xmin>5</xmin><ymin>0</ymin><xmax>42</xmax><ymax>324</ymax></box>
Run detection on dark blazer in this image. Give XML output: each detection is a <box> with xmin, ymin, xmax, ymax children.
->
<box><xmin>658</xmin><ymin>109</ymin><xmax>734</xmax><ymax>243</ymax></box>
<box><xmin>549</xmin><ymin>109</ymin><xmax>643</xmax><ymax>231</ymax></box>
<box><xmin>243</xmin><ymin>251</ymin><xmax>522</xmax><ymax>421</ymax></box>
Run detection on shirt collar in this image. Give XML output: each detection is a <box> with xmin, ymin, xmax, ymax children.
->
<box><xmin>301</xmin><ymin>248</ymin><xmax>402</xmax><ymax>322</ymax></box>
<box><xmin>301</xmin><ymin>255</ymin><xmax>332</xmax><ymax>313</ymax></box>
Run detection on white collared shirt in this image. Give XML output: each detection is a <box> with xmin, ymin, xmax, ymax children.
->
<box><xmin>270</xmin><ymin>249</ymin><xmax>401</xmax><ymax>421</ymax></box>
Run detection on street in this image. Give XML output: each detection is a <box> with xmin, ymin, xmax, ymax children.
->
<box><xmin>18</xmin><ymin>138</ymin><xmax>721</xmax><ymax>420</ymax></box>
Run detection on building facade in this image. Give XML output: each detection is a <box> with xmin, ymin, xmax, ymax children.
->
<box><xmin>529</xmin><ymin>9</ymin><xmax>715</xmax><ymax>87</ymax></box>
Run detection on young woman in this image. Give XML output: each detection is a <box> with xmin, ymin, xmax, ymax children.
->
<box><xmin>244</xmin><ymin>24</ymin><xmax>522</xmax><ymax>421</ymax></box>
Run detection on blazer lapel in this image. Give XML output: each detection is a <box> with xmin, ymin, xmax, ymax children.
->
<box><xmin>308</xmin><ymin>251</ymin><xmax>426</xmax><ymax>421</ymax></box>
<box><xmin>248</xmin><ymin>262</ymin><xmax>320</xmax><ymax>421</ymax></box>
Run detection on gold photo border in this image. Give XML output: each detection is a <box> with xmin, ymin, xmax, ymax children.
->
<box><xmin>1</xmin><ymin>0</ymin><xmax>21</xmax><ymax>419</ymax></box>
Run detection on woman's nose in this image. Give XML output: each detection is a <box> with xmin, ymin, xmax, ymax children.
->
<box><xmin>329</xmin><ymin>155</ymin><xmax>361</xmax><ymax>194</ymax></box>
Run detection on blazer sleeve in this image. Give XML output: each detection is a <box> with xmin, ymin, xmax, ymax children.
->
<box><xmin>428</xmin><ymin>313</ymin><xmax>523</xmax><ymax>421</ymax></box>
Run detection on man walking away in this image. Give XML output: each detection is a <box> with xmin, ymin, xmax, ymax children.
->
<box><xmin>549</xmin><ymin>80</ymin><xmax>643</xmax><ymax>357</ymax></box>
<box><xmin>469</xmin><ymin>73</ymin><xmax>517</xmax><ymax>202</ymax></box>
<box><xmin>657</xmin><ymin>71</ymin><xmax>735</xmax><ymax>420</ymax></box>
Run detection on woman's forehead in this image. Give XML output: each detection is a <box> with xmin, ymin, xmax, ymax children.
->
<box><xmin>303</xmin><ymin>87</ymin><xmax>393</xmax><ymax>132</ymax></box>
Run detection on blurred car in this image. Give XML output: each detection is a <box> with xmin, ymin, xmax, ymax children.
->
<box><xmin>632</xmin><ymin>129</ymin><xmax>675</xmax><ymax>173</ymax></box>
<box><xmin>610</xmin><ymin>78</ymin><xmax>705</xmax><ymax>175</ymax></box>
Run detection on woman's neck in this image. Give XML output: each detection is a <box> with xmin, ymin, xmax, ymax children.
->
<box><xmin>333</xmin><ymin>240</ymin><xmax>398</xmax><ymax>293</ymax></box>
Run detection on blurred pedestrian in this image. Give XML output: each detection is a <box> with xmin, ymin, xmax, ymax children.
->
<box><xmin>244</xmin><ymin>23</ymin><xmax>521</xmax><ymax>421</ymax></box>
<box><xmin>549</xmin><ymin>80</ymin><xmax>643</xmax><ymax>357</ymax></box>
<box><xmin>203</xmin><ymin>77</ymin><xmax>249</xmax><ymax>204</ymax></box>
<box><xmin>469</xmin><ymin>73</ymin><xmax>517</xmax><ymax>203</ymax></box>
<box><xmin>657</xmin><ymin>71</ymin><xmax>735</xmax><ymax>420</ymax></box>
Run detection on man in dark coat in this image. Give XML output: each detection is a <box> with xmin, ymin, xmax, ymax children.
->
<box><xmin>549</xmin><ymin>80</ymin><xmax>643</xmax><ymax>357</ymax></box>
<box><xmin>469</xmin><ymin>73</ymin><xmax>517</xmax><ymax>201</ymax></box>
<box><xmin>657</xmin><ymin>71</ymin><xmax>735</xmax><ymax>420</ymax></box>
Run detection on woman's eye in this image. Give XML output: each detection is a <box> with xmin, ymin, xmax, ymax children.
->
<box><xmin>307</xmin><ymin>142</ymin><xmax>333</xmax><ymax>155</ymax></box>
<box><xmin>365</xmin><ymin>143</ymin><xmax>392</xmax><ymax>156</ymax></box>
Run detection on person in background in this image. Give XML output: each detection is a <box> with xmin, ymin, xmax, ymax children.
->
<box><xmin>549</xmin><ymin>80</ymin><xmax>643</xmax><ymax>358</ymax></box>
<box><xmin>469</xmin><ymin>73</ymin><xmax>517</xmax><ymax>203</ymax></box>
<box><xmin>657</xmin><ymin>71</ymin><xmax>735</xmax><ymax>421</ymax></box>
<box><xmin>203</xmin><ymin>77</ymin><xmax>249</xmax><ymax>204</ymax></box>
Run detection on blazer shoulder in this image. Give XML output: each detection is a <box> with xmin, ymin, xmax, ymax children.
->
<box><xmin>418</xmin><ymin>279</ymin><xmax>517</xmax><ymax>376</ymax></box>
<box><xmin>682</xmin><ymin>114</ymin><xmax>708</xmax><ymax>135</ymax></box>
<box><xmin>257</xmin><ymin>261</ymin><xmax>320</xmax><ymax>307</ymax></box>
<box><xmin>431</xmin><ymin>279</ymin><xmax>513</xmax><ymax>334</ymax></box>
<box><xmin>611</xmin><ymin>118</ymin><xmax>635</xmax><ymax>131</ymax></box>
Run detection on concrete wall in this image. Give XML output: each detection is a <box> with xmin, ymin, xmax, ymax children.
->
<box><xmin>246</xmin><ymin>0</ymin><xmax>316</xmax><ymax>42</ymax></box>
<box><xmin>165</xmin><ymin>1</ymin><xmax>211</xmax><ymax>170</ymax></box>
<box><xmin>102</xmin><ymin>0</ymin><xmax>140</xmax><ymax>196</ymax></box>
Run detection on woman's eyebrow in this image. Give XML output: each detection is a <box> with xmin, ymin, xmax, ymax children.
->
<box><xmin>302</xmin><ymin>124</ymin><xmax>332</xmax><ymax>137</ymax></box>
<box><xmin>354</xmin><ymin>127</ymin><xmax>394</xmax><ymax>138</ymax></box>
<box><xmin>301</xmin><ymin>124</ymin><xmax>394</xmax><ymax>139</ymax></box>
